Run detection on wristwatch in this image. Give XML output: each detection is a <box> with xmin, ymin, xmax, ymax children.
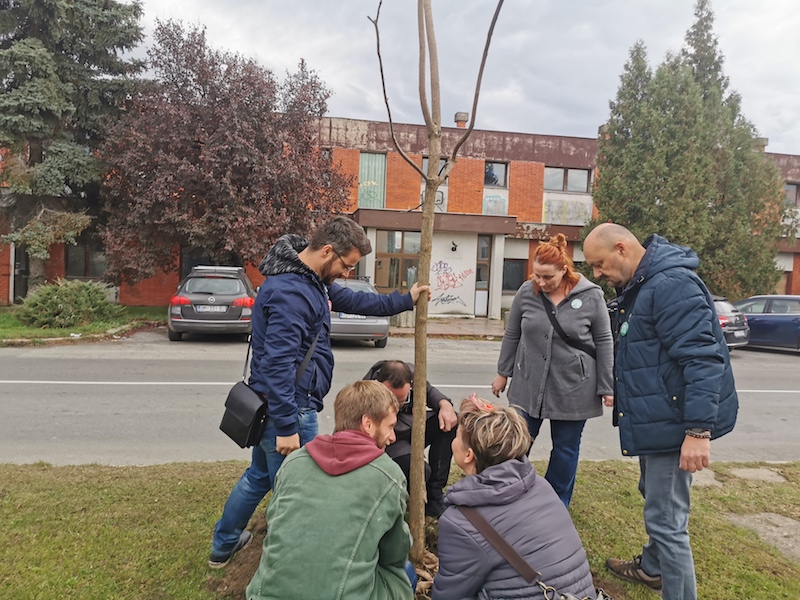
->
<box><xmin>685</xmin><ymin>428</ymin><xmax>711</xmax><ymax>439</ymax></box>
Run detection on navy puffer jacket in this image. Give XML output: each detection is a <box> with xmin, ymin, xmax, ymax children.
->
<box><xmin>249</xmin><ymin>235</ymin><xmax>414</xmax><ymax>437</ymax></box>
<box><xmin>433</xmin><ymin>459</ymin><xmax>595</xmax><ymax>600</ymax></box>
<box><xmin>612</xmin><ymin>235</ymin><xmax>738</xmax><ymax>456</ymax></box>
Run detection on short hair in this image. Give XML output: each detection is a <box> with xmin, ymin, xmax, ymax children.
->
<box><xmin>334</xmin><ymin>380</ymin><xmax>399</xmax><ymax>433</ymax></box>
<box><xmin>374</xmin><ymin>360</ymin><xmax>413</xmax><ymax>389</ymax></box>
<box><xmin>532</xmin><ymin>233</ymin><xmax>579</xmax><ymax>294</ymax></box>
<box><xmin>457</xmin><ymin>397</ymin><xmax>531</xmax><ymax>473</ymax></box>
<box><xmin>309</xmin><ymin>215</ymin><xmax>371</xmax><ymax>256</ymax></box>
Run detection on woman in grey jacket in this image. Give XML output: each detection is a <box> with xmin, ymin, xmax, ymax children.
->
<box><xmin>492</xmin><ymin>234</ymin><xmax>613</xmax><ymax>507</ymax></box>
<box><xmin>432</xmin><ymin>397</ymin><xmax>596</xmax><ymax>600</ymax></box>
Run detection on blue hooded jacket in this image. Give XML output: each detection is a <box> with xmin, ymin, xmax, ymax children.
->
<box><xmin>249</xmin><ymin>235</ymin><xmax>414</xmax><ymax>437</ymax></box>
<box><xmin>613</xmin><ymin>235</ymin><xmax>738</xmax><ymax>456</ymax></box>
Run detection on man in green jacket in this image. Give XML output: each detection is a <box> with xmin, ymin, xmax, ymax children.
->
<box><xmin>247</xmin><ymin>380</ymin><xmax>415</xmax><ymax>600</ymax></box>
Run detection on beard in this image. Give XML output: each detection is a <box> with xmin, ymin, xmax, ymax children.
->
<box><xmin>319</xmin><ymin>256</ymin><xmax>341</xmax><ymax>285</ymax></box>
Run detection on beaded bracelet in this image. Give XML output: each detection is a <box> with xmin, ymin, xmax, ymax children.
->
<box><xmin>685</xmin><ymin>428</ymin><xmax>711</xmax><ymax>439</ymax></box>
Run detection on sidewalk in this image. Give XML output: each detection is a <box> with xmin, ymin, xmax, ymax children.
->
<box><xmin>390</xmin><ymin>317</ymin><xmax>505</xmax><ymax>339</ymax></box>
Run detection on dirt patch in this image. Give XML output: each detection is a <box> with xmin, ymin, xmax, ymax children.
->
<box><xmin>726</xmin><ymin>513</ymin><xmax>800</xmax><ymax>562</ymax></box>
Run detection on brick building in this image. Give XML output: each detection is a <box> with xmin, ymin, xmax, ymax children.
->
<box><xmin>2</xmin><ymin>116</ymin><xmax>800</xmax><ymax>311</ymax></box>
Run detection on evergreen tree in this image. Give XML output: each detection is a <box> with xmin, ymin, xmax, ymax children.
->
<box><xmin>593</xmin><ymin>0</ymin><xmax>795</xmax><ymax>300</ymax></box>
<box><xmin>0</xmin><ymin>0</ymin><xmax>144</xmax><ymax>287</ymax></box>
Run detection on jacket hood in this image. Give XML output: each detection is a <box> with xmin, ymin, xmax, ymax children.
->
<box><xmin>445</xmin><ymin>458</ymin><xmax>538</xmax><ymax>508</ymax></box>
<box><xmin>567</xmin><ymin>273</ymin><xmax>601</xmax><ymax>297</ymax></box>
<box><xmin>258</xmin><ymin>234</ymin><xmax>316</xmax><ymax>278</ymax></box>
<box><xmin>305</xmin><ymin>430</ymin><xmax>383</xmax><ymax>476</ymax></box>
<box><xmin>642</xmin><ymin>234</ymin><xmax>700</xmax><ymax>278</ymax></box>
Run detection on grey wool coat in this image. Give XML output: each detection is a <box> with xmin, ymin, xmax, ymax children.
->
<box><xmin>498</xmin><ymin>275</ymin><xmax>613</xmax><ymax>420</ymax></box>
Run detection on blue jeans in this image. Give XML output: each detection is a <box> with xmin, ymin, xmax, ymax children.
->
<box><xmin>211</xmin><ymin>408</ymin><xmax>318</xmax><ymax>555</ymax></box>
<box><xmin>521</xmin><ymin>413</ymin><xmax>586</xmax><ymax>508</ymax></box>
<box><xmin>638</xmin><ymin>452</ymin><xmax>696</xmax><ymax>600</ymax></box>
<box><xmin>404</xmin><ymin>561</ymin><xmax>418</xmax><ymax>591</ymax></box>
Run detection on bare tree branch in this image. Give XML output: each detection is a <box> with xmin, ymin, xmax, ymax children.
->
<box><xmin>369</xmin><ymin>1</ymin><xmax>428</xmax><ymax>181</ymax></box>
<box><xmin>449</xmin><ymin>0</ymin><xmax>505</xmax><ymax>163</ymax></box>
<box><xmin>417</xmin><ymin>0</ymin><xmax>433</xmax><ymax>130</ymax></box>
<box><xmin>422</xmin><ymin>0</ymin><xmax>441</xmax><ymax>134</ymax></box>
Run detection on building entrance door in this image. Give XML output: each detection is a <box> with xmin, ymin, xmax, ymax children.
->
<box><xmin>13</xmin><ymin>245</ymin><xmax>29</xmax><ymax>302</ymax></box>
<box><xmin>474</xmin><ymin>235</ymin><xmax>491</xmax><ymax>317</ymax></box>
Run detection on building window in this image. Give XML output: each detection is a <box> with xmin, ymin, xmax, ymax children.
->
<box><xmin>422</xmin><ymin>157</ymin><xmax>448</xmax><ymax>181</ymax></box>
<box><xmin>502</xmin><ymin>259</ymin><xmax>527</xmax><ymax>292</ymax></box>
<box><xmin>784</xmin><ymin>183</ymin><xmax>798</xmax><ymax>208</ymax></box>
<box><xmin>66</xmin><ymin>237</ymin><xmax>107</xmax><ymax>279</ymax></box>
<box><xmin>484</xmin><ymin>161</ymin><xmax>507</xmax><ymax>187</ymax></box>
<box><xmin>358</xmin><ymin>152</ymin><xmax>386</xmax><ymax>208</ymax></box>
<box><xmin>544</xmin><ymin>167</ymin><xmax>592</xmax><ymax>193</ymax></box>
<box><xmin>374</xmin><ymin>230</ymin><xmax>420</xmax><ymax>293</ymax></box>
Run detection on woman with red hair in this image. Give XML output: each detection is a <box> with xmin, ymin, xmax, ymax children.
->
<box><xmin>491</xmin><ymin>234</ymin><xmax>613</xmax><ymax>507</ymax></box>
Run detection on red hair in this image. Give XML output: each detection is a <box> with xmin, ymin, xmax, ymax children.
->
<box><xmin>532</xmin><ymin>233</ymin><xmax>579</xmax><ymax>294</ymax></box>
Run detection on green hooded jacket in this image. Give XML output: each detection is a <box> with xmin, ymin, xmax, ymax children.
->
<box><xmin>247</xmin><ymin>430</ymin><xmax>414</xmax><ymax>600</ymax></box>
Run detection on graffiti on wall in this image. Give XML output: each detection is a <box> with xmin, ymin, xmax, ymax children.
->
<box><xmin>432</xmin><ymin>293</ymin><xmax>466</xmax><ymax>307</ymax></box>
<box><xmin>431</xmin><ymin>260</ymin><xmax>474</xmax><ymax>291</ymax></box>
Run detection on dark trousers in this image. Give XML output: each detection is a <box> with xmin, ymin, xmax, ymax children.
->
<box><xmin>522</xmin><ymin>414</ymin><xmax>586</xmax><ymax>509</ymax></box>
<box><xmin>391</xmin><ymin>414</ymin><xmax>456</xmax><ymax>502</ymax></box>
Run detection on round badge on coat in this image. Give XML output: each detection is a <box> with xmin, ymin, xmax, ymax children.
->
<box><xmin>571</xmin><ymin>299</ymin><xmax>582</xmax><ymax>309</ymax></box>
<box><xmin>620</xmin><ymin>322</ymin><xmax>629</xmax><ymax>336</ymax></box>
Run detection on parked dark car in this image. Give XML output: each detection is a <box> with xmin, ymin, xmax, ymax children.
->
<box><xmin>733</xmin><ymin>295</ymin><xmax>800</xmax><ymax>351</ymax></box>
<box><xmin>167</xmin><ymin>266</ymin><xmax>257</xmax><ymax>341</ymax></box>
<box><xmin>712</xmin><ymin>295</ymin><xmax>749</xmax><ymax>349</ymax></box>
<box><xmin>330</xmin><ymin>277</ymin><xmax>390</xmax><ymax>347</ymax></box>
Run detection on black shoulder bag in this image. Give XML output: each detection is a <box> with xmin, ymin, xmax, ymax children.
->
<box><xmin>220</xmin><ymin>333</ymin><xmax>319</xmax><ymax>448</ymax></box>
<box><xmin>540</xmin><ymin>293</ymin><xmax>596</xmax><ymax>359</ymax></box>
<box><xmin>457</xmin><ymin>506</ymin><xmax>612</xmax><ymax>600</ymax></box>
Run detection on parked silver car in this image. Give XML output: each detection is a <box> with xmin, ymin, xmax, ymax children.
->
<box><xmin>167</xmin><ymin>266</ymin><xmax>257</xmax><ymax>341</ymax></box>
<box><xmin>330</xmin><ymin>278</ymin><xmax>390</xmax><ymax>347</ymax></box>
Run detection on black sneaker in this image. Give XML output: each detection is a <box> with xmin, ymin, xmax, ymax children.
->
<box><xmin>425</xmin><ymin>497</ymin><xmax>447</xmax><ymax>518</ymax></box>
<box><xmin>605</xmin><ymin>555</ymin><xmax>662</xmax><ymax>591</ymax></box>
<box><xmin>208</xmin><ymin>530</ymin><xmax>252</xmax><ymax>569</ymax></box>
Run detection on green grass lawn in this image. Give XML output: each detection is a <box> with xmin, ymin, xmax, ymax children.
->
<box><xmin>0</xmin><ymin>306</ymin><xmax>165</xmax><ymax>342</ymax></box>
<box><xmin>1</xmin><ymin>460</ymin><xmax>798</xmax><ymax>599</ymax></box>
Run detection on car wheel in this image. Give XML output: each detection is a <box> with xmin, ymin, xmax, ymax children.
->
<box><xmin>168</xmin><ymin>329</ymin><xmax>183</xmax><ymax>342</ymax></box>
<box><xmin>375</xmin><ymin>338</ymin><xmax>388</xmax><ymax>348</ymax></box>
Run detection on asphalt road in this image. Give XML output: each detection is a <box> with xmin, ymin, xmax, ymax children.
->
<box><xmin>0</xmin><ymin>328</ymin><xmax>798</xmax><ymax>465</ymax></box>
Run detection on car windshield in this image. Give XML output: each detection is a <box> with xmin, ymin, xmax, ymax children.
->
<box><xmin>714</xmin><ymin>300</ymin><xmax>737</xmax><ymax>315</ymax></box>
<box><xmin>184</xmin><ymin>277</ymin><xmax>243</xmax><ymax>295</ymax></box>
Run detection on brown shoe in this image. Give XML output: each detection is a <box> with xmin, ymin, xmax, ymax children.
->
<box><xmin>605</xmin><ymin>555</ymin><xmax>662</xmax><ymax>591</ymax></box>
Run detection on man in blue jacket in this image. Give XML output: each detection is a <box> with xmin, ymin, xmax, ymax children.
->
<box><xmin>583</xmin><ymin>223</ymin><xmax>738</xmax><ymax>600</ymax></box>
<box><xmin>209</xmin><ymin>216</ymin><xmax>429</xmax><ymax>569</ymax></box>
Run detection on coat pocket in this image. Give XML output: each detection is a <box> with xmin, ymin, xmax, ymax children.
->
<box><xmin>562</xmin><ymin>354</ymin><xmax>590</xmax><ymax>391</ymax></box>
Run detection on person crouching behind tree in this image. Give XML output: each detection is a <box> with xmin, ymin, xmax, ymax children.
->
<box><xmin>247</xmin><ymin>380</ymin><xmax>416</xmax><ymax>600</ymax></box>
<box><xmin>432</xmin><ymin>395</ymin><xmax>596</xmax><ymax>600</ymax></box>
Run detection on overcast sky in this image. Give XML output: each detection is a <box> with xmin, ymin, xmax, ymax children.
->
<box><xmin>136</xmin><ymin>0</ymin><xmax>800</xmax><ymax>155</ymax></box>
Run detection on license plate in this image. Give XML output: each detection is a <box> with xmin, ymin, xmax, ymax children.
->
<box><xmin>339</xmin><ymin>313</ymin><xmax>366</xmax><ymax>319</ymax></box>
<box><xmin>733</xmin><ymin>330</ymin><xmax>746</xmax><ymax>338</ymax></box>
<box><xmin>197</xmin><ymin>305</ymin><xmax>227</xmax><ymax>313</ymax></box>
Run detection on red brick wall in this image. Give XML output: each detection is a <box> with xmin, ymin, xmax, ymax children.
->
<box><xmin>333</xmin><ymin>148</ymin><xmax>360</xmax><ymax>212</ymax></box>
<box><xmin>0</xmin><ymin>243</ymin><xmax>10</xmax><ymax>305</ymax></box>
<box><xmin>509</xmin><ymin>161</ymin><xmax>544</xmax><ymax>222</ymax></box>
<box><xmin>45</xmin><ymin>244</ymin><xmax>66</xmax><ymax>281</ymax></box>
<box><xmin>386</xmin><ymin>153</ymin><xmax>423</xmax><ymax>210</ymax></box>
<box><xmin>245</xmin><ymin>263</ymin><xmax>265</xmax><ymax>288</ymax></box>
<box><xmin>447</xmin><ymin>157</ymin><xmax>484</xmax><ymax>213</ymax></box>
<box><xmin>789</xmin><ymin>254</ymin><xmax>800</xmax><ymax>295</ymax></box>
<box><xmin>119</xmin><ymin>270</ymin><xmax>180</xmax><ymax>307</ymax></box>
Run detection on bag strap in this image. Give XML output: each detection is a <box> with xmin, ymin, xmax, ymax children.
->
<box><xmin>242</xmin><ymin>330</ymin><xmax>321</xmax><ymax>385</ymax></box>
<box><xmin>540</xmin><ymin>293</ymin><xmax>597</xmax><ymax>359</ymax></box>
<box><xmin>457</xmin><ymin>506</ymin><xmax>541</xmax><ymax>584</ymax></box>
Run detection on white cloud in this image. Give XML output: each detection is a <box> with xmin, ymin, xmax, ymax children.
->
<box><xmin>136</xmin><ymin>0</ymin><xmax>800</xmax><ymax>154</ymax></box>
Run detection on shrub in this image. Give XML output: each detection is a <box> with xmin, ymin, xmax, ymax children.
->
<box><xmin>18</xmin><ymin>279</ymin><xmax>123</xmax><ymax>329</ymax></box>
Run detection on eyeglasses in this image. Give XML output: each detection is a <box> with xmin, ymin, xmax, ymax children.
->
<box><xmin>332</xmin><ymin>248</ymin><xmax>358</xmax><ymax>273</ymax></box>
